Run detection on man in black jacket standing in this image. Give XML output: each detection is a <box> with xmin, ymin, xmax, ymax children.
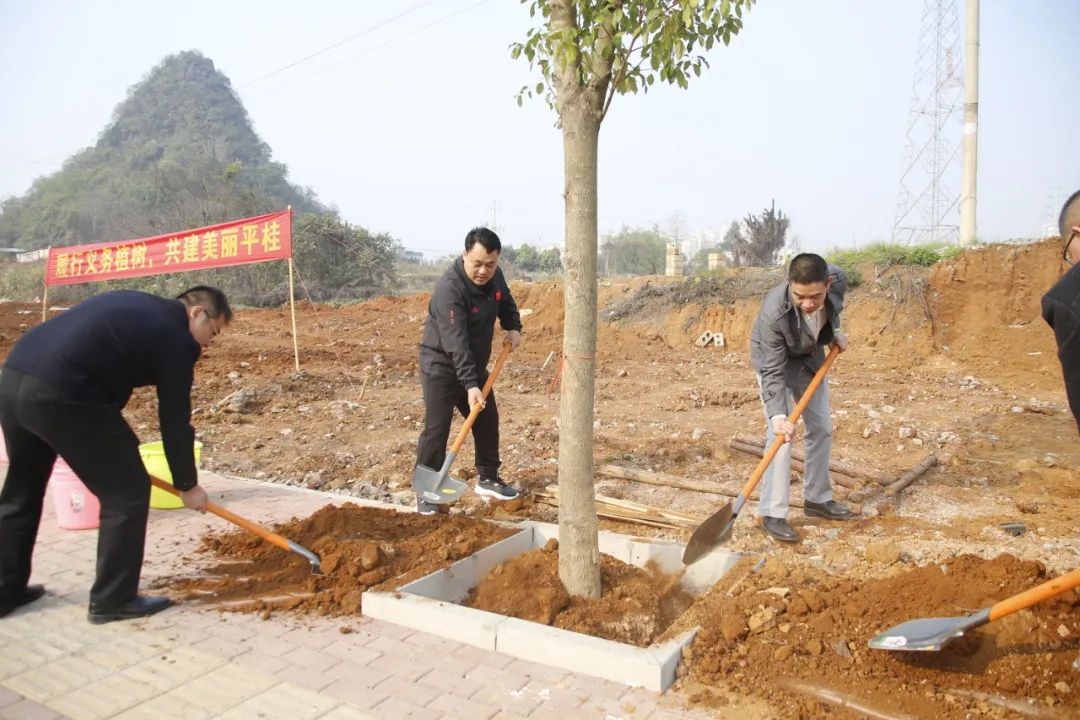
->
<box><xmin>415</xmin><ymin>228</ymin><xmax>522</xmax><ymax>514</ymax></box>
<box><xmin>0</xmin><ymin>286</ymin><xmax>229</xmax><ymax>623</ymax></box>
<box><xmin>1043</xmin><ymin>190</ymin><xmax>1080</xmax><ymax>433</ymax></box>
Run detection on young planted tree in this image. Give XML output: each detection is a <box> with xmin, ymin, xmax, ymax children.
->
<box><xmin>743</xmin><ymin>200</ymin><xmax>789</xmax><ymax>266</ymax></box>
<box><xmin>512</xmin><ymin>0</ymin><xmax>753</xmax><ymax>597</ymax></box>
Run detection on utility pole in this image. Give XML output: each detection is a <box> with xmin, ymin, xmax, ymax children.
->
<box><xmin>959</xmin><ymin>0</ymin><xmax>979</xmax><ymax>245</ymax></box>
<box><xmin>491</xmin><ymin>201</ymin><xmax>498</xmax><ymax>231</ymax></box>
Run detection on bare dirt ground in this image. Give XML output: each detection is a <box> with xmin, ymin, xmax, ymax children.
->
<box><xmin>5</xmin><ymin>238</ymin><xmax>1078</xmax><ymax>718</ymax></box>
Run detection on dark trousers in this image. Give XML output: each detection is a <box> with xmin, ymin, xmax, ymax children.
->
<box><xmin>0</xmin><ymin>369</ymin><xmax>151</xmax><ymax>609</ymax></box>
<box><xmin>415</xmin><ymin>371</ymin><xmax>500</xmax><ymax>478</ymax></box>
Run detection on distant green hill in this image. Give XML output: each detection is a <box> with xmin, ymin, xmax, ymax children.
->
<box><xmin>0</xmin><ymin>51</ymin><xmax>397</xmax><ymax>304</ymax></box>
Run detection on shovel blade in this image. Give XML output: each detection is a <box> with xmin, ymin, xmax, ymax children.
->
<box><xmin>287</xmin><ymin>540</ymin><xmax>325</xmax><ymax>576</ymax></box>
<box><xmin>411</xmin><ymin>464</ymin><xmax>468</xmax><ymax>505</ymax></box>
<box><xmin>868</xmin><ymin>613</ymin><xmax>986</xmax><ymax>652</ymax></box>
<box><xmin>682</xmin><ymin>502</ymin><xmax>735</xmax><ymax>565</ymax></box>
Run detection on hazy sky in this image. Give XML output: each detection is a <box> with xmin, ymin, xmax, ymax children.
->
<box><xmin>1</xmin><ymin>1</ymin><xmax>1076</xmax><ymax>258</ymax></box>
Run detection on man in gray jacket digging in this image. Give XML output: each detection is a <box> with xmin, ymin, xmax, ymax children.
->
<box><xmin>750</xmin><ymin>253</ymin><xmax>854</xmax><ymax>543</ymax></box>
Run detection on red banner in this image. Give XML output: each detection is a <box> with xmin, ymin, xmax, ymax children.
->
<box><xmin>45</xmin><ymin>210</ymin><xmax>292</xmax><ymax>287</ymax></box>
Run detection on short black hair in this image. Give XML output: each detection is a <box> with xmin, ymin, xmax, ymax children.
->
<box><xmin>464</xmin><ymin>227</ymin><xmax>502</xmax><ymax>254</ymax></box>
<box><xmin>177</xmin><ymin>285</ymin><xmax>233</xmax><ymax>323</ymax></box>
<box><xmin>1059</xmin><ymin>189</ymin><xmax>1080</xmax><ymax>239</ymax></box>
<box><xmin>788</xmin><ymin>253</ymin><xmax>829</xmax><ymax>284</ymax></box>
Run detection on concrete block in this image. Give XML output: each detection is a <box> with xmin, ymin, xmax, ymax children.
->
<box><xmin>496</xmin><ymin>618</ymin><xmax>692</xmax><ymax>692</ymax></box>
<box><xmin>402</xmin><ymin>529</ymin><xmax>533</xmax><ymax>603</ymax></box>
<box><xmin>362</xmin><ymin>592</ymin><xmax>502</xmax><ymax>651</ymax></box>
<box><xmin>361</xmin><ymin>520</ymin><xmax>744</xmax><ymax>692</ymax></box>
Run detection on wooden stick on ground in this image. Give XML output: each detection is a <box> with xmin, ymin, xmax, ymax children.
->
<box><xmin>731</xmin><ymin>434</ymin><xmax>894</xmax><ymax>485</ymax></box>
<box><xmin>845</xmin><ymin>483</ymin><xmax>881</xmax><ymax>504</ymax></box>
<box><xmin>596</xmin><ymin>464</ymin><xmax>809</xmax><ymax>509</ymax></box>
<box><xmin>598</xmin><ymin>464</ymin><xmax>739</xmax><ymax>495</ymax></box>
<box><xmin>589</xmin><ymin>493</ymin><xmax>700</xmax><ymax>527</ymax></box>
<box><xmin>359</xmin><ymin>366</ymin><xmax>372</xmax><ymax>401</ymax></box>
<box><xmin>214</xmin><ymin>592</ymin><xmax>319</xmax><ymax>609</ymax></box>
<box><xmin>847</xmin><ymin>452</ymin><xmax>939</xmax><ymax>503</ymax></box>
<box><xmin>885</xmin><ymin>453</ymin><xmax>938</xmax><ymax>497</ymax></box>
<box><xmin>728</xmin><ymin>440</ymin><xmax>863</xmax><ymax>490</ymax></box>
<box><xmin>533</xmin><ymin>487</ymin><xmax>697</xmax><ymax>530</ymax></box>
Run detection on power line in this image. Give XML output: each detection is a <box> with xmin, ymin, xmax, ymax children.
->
<box><xmin>0</xmin><ymin>152</ymin><xmax>71</xmax><ymax>174</ymax></box>
<box><xmin>345</xmin><ymin>194</ymin><xmax>559</xmax><ymax>215</ymax></box>
<box><xmin>258</xmin><ymin>0</ymin><xmax>492</xmax><ymax>94</ymax></box>
<box><xmin>238</xmin><ymin>0</ymin><xmax>447</xmax><ymax>89</ymax></box>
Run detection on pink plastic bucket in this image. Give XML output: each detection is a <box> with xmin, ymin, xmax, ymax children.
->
<box><xmin>50</xmin><ymin>463</ymin><xmax>100</xmax><ymax>531</ymax></box>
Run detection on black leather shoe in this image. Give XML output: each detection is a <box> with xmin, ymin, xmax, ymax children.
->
<box><xmin>88</xmin><ymin>595</ymin><xmax>172</xmax><ymax>625</ymax></box>
<box><xmin>0</xmin><ymin>584</ymin><xmax>46</xmax><ymax>618</ymax></box>
<box><xmin>761</xmin><ymin>517</ymin><xmax>800</xmax><ymax>543</ymax></box>
<box><xmin>804</xmin><ymin>500</ymin><xmax>856</xmax><ymax>520</ymax></box>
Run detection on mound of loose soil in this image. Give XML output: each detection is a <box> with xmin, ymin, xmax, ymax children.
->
<box><xmin>161</xmin><ymin>503</ymin><xmax>514</xmax><ymax>616</ymax></box>
<box><xmin>465</xmin><ymin>539</ymin><xmax>694</xmax><ymax>647</ymax></box>
<box><xmin>674</xmin><ymin>554</ymin><xmax>1080</xmax><ymax>719</ymax></box>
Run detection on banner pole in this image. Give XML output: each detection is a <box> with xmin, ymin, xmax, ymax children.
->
<box><xmin>288</xmin><ymin>258</ymin><xmax>300</xmax><ymax>372</ymax></box>
<box><xmin>287</xmin><ymin>208</ymin><xmax>300</xmax><ymax>371</ymax></box>
<box><xmin>41</xmin><ymin>246</ymin><xmax>51</xmax><ymax>323</ymax></box>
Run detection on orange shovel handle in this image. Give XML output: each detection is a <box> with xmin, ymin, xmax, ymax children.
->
<box><xmin>988</xmin><ymin>567</ymin><xmax>1080</xmax><ymax>622</ymax></box>
<box><xmin>447</xmin><ymin>342</ymin><xmax>513</xmax><ymax>456</ymax></box>
<box><xmin>149</xmin><ymin>475</ymin><xmax>292</xmax><ymax>554</ymax></box>
<box><xmin>737</xmin><ymin>344</ymin><xmax>842</xmax><ymax>500</ymax></box>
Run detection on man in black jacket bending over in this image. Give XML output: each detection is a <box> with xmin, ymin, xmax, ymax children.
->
<box><xmin>0</xmin><ymin>286</ymin><xmax>229</xmax><ymax>623</ymax></box>
<box><xmin>1044</xmin><ymin>189</ymin><xmax>1080</xmax><ymax>433</ymax></box>
<box><xmin>415</xmin><ymin>228</ymin><xmax>523</xmax><ymax>515</ymax></box>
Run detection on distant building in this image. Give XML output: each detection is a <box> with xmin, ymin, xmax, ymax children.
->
<box><xmin>0</xmin><ymin>247</ymin><xmax>49</xmax><ymax>263</ymax></box>
<box><xmin>15</xmin><ymin>248</ymin><xmax>48</xmax><ymax>263</ymax></box>
<box><xmin>396</xmin><ymin>249</ymin><xmax>424</xmax><ymax>264</ymax></box>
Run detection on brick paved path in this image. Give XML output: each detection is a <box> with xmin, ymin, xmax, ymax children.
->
<box><xmin>0</xmin><ymin>473</ymin><xmax>718</xmax><ymax>720</ymax></box>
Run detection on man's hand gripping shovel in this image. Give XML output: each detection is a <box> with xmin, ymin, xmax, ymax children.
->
<box><xmin>682</xmin><ymin>343</ymin><xmax>842</xmax><ymax>565</ymax></box>
<box><xmin>411</xmin><ymin>342</ymin><xmax>513</xmax><ymax>505</ymax></box>
<box><xmin>149</xmin><ymin>476</ymin><xmax>325</xmax><ymax>575</ymax></box>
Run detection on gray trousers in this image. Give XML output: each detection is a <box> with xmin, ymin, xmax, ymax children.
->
<box><xmin>754</xmin><ymin>374</ymin><xmax>833</xmax><ymax>518</ymax></box>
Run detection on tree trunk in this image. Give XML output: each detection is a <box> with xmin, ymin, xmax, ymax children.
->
<box><xmin>556</xmin><ymin>100</ymin><xmax>603</xmax><ymax>599</ymax></box>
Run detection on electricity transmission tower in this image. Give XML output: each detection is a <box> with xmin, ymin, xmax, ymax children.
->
<box><xmin>891</xmin><ymin>0</ymin><xmax>964</xmax><ymax>245</ymax></box>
